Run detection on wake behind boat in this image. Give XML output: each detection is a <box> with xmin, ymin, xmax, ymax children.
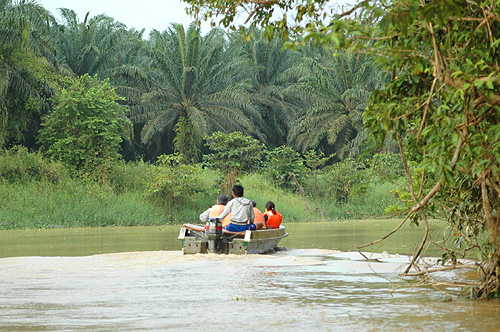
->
<box><xmin>178</xmin><ymin>217</ymin><xmax>288</xmax><ymax>255</ymax></box>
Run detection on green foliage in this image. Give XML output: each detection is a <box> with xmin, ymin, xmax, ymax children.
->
<box><xmin>0</xmin><ymin>146</ymin><xmax>68</xmax><ymax>183</ymax></box>
<box><xmin>262</xmin><ymin>145</ymin><xmax>307</xmax><ymax>191</ymax></box>
<box><xmin>0</xmin><ymin>0</ymin><xmax>55</xmax><ymax>147</ymax></box>
<box><xmin>147</xmin><ymin>153</ymin><xmax>210</xmax><ymax>210</ymax></box>
<box><xmin>301</xmin><ymin>150</ymin><xmax>332</xmax><ymax>198</ymax></box>
<box><xmin>320</xmin><ymin>181</ymin><xmax>402</xmax><ymax>220</ymax></box>
<box><xmin>1</xmin><ymin>50</ymin><xmax>58</xmax><ymax>146</ymax></box>
<box><xmin>203</xmin><ymin>131</ymin><xmax>265</xmax><ymax>174</ymax></box>
<box><xmin>128</xmin><ymin>23</ymin><xmax>260</xmax><ymax>156</ymax></box>
<box><xmin>366</xmin><ymin>152</ymin><xmax>404</xmax><ymax>181</ymax></box>
<box><xmin>0</xmin><ymin>179</ymin><xmax>166</xmax><ymax>229</ymax></box>
<box><xmin>38</xmin><ymin>74</ymin><xmax>129</xmax><ymax>175</ymax></box>
<box><xmin>186</xmin><ymin>0</ymin><xmax>500</xmax><ymax>297</ymax></box>
<box><xmin>106</xmin><ymin>159</ymin><xmax>158</xmax><ymax>195</ymax></box>
<box><xmin>232</xmin><ymin>29</ymin><xmax>303</xmax><ymax>148</ymax></box>
<box><xmin>288</xmin><ymin>50</ymin><xmax>387</xmax><ymax>158</ymax></box>
<box><xmin>173</xmin><ymin>117</ymin><xmax>201</xmax><ymax>164</ymax></box>
<box><xmin>360</xmin><ymin>1</ymin><xmax>500</xmax><ymax>296</ymax></box>
<box><xmin>0</xmin><ymin>149</ymin><xmax>401</xmax><ymax>229</ymax></box>
<box><xmin>50</xmin><ymin>9</ymin><xmax>130</xmax><ymax>77</ymax></box>
<box><xmin>243</xmin><ymin>171</ymin><xmax>400</xmax><ymax>221</ymax></box>
<box><xmin>184</xmin><ymin>0</ymin><xmax>333</xmax><ymax>44</ymax></box>
<box><xmin>324</xmin><ymin>158</ymin><xmax>366</xmax><ymax>203</ymax></box>
<box><xmin>303</xmin><ymin>150</ymin><xmax>331</xmax><ymax>170</ymax></box>
<box><xmin>238</xmin><ymin>172</ymin><xmax>325</xmax><ymax>222</ymax></box>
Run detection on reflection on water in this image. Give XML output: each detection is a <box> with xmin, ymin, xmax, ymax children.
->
<box><xmin>0</xmin><ymin>250</ymin><xmax>499</xmax><ymax>332</ymax></box>
<box><xmin>0</xmin><ymin>221</ymin><xmax>498</xmax><ymax>331</ymax></box>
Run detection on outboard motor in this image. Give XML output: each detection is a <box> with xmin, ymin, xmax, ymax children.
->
<box><xmin>205</xmin><ymin>217</ymin><xmax>222</xmax><ymax>253</ymax></box>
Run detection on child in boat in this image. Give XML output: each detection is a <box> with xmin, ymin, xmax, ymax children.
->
<box><xmin>263</xmin><ymin>201</ymin><xmax>282</xmax><ymax>229</ymax></box>
<box><xmin>251</xmin><ymin>200</ymin><xmax>265</xmax><ymax>229</ymax></box>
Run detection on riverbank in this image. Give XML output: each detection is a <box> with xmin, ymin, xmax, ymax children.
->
<box><xmin>0</xmin><ymin>149</ymin><xmax>401</xmax><ymax>230</ymax></box>
<box><xmin>0</xmin><ymin>174</ymin><xmax>399</xmax><ymax>230</ymax></box>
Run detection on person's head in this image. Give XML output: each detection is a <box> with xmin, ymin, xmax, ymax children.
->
<box><xmin>251</xmin><ymin>200</ymin><xmax>257</xmax><ymax>208</ymax></box>
<box><xmin>217</xmin><ymin>195</ymin><xmax>229</xmax><ymax>205</ymax></box>
<box><xmin>232</xmin><ymin>184</ymin><xmax>244</xmax><ymax>197</ymax></box>
<box><xmin>265</xmin><ymin>201</ymin><xmax>276</xmax><ymax>213</ymax></box>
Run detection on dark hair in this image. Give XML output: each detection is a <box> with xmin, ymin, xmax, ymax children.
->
<box><xmin>232</xmin><ymin>184</ymin><xmax>244</xmax><ymax>197</ymax></box>
<box><xmin>265</xmin><ymin>201</ymin><xmax>276</xmax><ymax>214</ymax></box>
<box><xmin>251</xmin><ymin>200</ymin><xmax>257</xmax><ymax>207</ymax></box>
<box><xmin>217</xmin><ymin>195</ymin><xmax>229</xmax><ymax>205</ymax></box>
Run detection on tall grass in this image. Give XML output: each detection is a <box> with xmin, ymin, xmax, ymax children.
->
<box><xmin>0</xmin><ymin>146</ymin><xmax>68</xmax><ymax>184</ymax></box>
<box><xmin>239</xmin><ymin>173</ymin><xmax>328</xmax><ymax>222</ymax></box>
<box><xmin>319</xmin><ymin>181</ymin><xmax>401</xmax><ymax>220</ymax></box>
<box><xmin>0</xmin><ymin>180</ymin><xmax>167</xmax><ymax>229</ymax></box>
<box><xmin>0</xmin><ymin>151</ymin><xmax>168</xmax><ymax>229</ymax></box>
<box><xmin>239</xmin><ymin>173</ymin><xmax>400</xmax><ymax>222</ymax></box>
<box><xmin>0</xmin><ymin>148</ymin><xmax>401</xmax><ymax>229</ymax></box>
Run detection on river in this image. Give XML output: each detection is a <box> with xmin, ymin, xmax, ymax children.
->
<box><xmin>0</xmin><ymin>220</ymin><xmax>499</xmax><ymax>331</ymax></box>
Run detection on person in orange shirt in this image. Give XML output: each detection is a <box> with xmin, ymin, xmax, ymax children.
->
<box><xmin>221</xmin><ymin>197</ymin><xmax>232</xmax><ymax>227</ymax></box>
<box><xmin>251</xmin><ymin>200</ymin><xmax>265</xmax><ymax>229</ymax></box>
<box><xmin>263</xmin><ymin>201</ymin><xmax>282</xmax><ymax>229</ymax></box>
<box><xmin>199</xmin><ymin>195</ymin><xmax>229</xmax><ymax>222</ymax></box>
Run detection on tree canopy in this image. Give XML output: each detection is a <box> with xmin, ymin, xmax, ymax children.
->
<box><xmin>0</xmin><ymin>0</ymin><xmax>54</xmax><ymax>146</ymax></box>
<box><xmin>127</xmin><ymin>23</ymin><xmax>262</xmax><ymax>161</ymax></box>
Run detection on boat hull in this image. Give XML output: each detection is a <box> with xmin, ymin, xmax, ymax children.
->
<box><xmin>178</xmin><ymin>224</ymin><xmax>288</xmax><ymax>255</ymax></box>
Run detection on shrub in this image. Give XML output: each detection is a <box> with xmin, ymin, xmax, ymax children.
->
<box><xmin>0</xmin><ymin>146</ymin><xmax>68</xmax><ymax>184</ymax></box>
<box><xmin>147</xmin><ymin>153</ymin><xmax>211</xmax><ymax>210</ymax></box>
<box><xmin>366</xmin><ymin>152</ymin><xmax>404</xmax><ymax>181</ymax></box>
<box><xmin>107</xmin><ymin>160</ymin><xmax>158</xmax><ymax>194</ymax></box>
<box><xmin>261</xmin><ymin>145</ymin><xmax>307</xmax><ymax>193</ymax></box>
<box><xmin>323</xmin><ymin>158</ymin><xmax>366</xmax><ymax>203</ymax></box>
<box><xmin>203</xmin><ymin>131</ymin><xmax>265</xmax><ymax>192</ymax></box>
<box><xmin>38</xmin><ymin>74</ymin><xmax>129</xmax><ymax>176</ymax></box>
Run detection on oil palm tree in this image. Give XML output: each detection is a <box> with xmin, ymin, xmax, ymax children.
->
<box><xmin>0</xmin><ymin>0</ymin><xmax>54</xmax><ymax>146</ymax></box>
<box><xmin>234</xmin><ymin>30</ymin><xmax>303</xmax><ymax>148</ymax></box>
<box><xmin>288</xmin><ymin>50</ymin><xmax>387</xmax><ymax>159</ymax></box>
<box><xmin>50</xmin><ymin>8</ymin><xmax>130</xmax><ymax>77</ymax></box>
<box><xmin>128</xmin><ymin>23</ymin><xmax>261</xmax><ymax>162</ymax></box>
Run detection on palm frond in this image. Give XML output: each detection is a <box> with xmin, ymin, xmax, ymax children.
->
<box><xmin>140</xmin><ymin>108</ymin><xmax>178</xmax><ymax>143</ymax></box>
<box><xmin>287</xmin><ymin>48</ymin><xmax>387</xmax><ymax>154</ymax></box>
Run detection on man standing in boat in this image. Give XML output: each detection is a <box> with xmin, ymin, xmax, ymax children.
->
<box><xmin>218</xmin><ymin>185</ymin><xmax>263</xmax><ymax>232</ymax></box>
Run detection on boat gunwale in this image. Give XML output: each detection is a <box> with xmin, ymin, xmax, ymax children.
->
<box><xmin>179</xmin><ymin>224</ymin><xmax>287</xmax><ymax>242</ymax></box>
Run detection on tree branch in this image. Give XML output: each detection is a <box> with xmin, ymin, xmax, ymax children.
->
<box><xmin>416</xmin><ymin>76</ymin><xmax>438</xmax><ymax>142</ymax></box>
<box><xmin>403</xmin><ymin>264</ymin><xmax>478</xmax><ymax>277</ymax></box>
<box><xmin>356</xmin><ymin>214</ymin><xmax>411</xmax><ymax>250</ymax></box>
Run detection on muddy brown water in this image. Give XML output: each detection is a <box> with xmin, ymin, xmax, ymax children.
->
<box><xmin>0</xmin><ymin>221</ymin><xmax>499</xmax><ymax>331</ymax></box>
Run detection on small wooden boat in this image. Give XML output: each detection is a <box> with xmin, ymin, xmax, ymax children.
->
<box><xmin>178</xmin><ymin>223</ymin><xmax>288</xmax><ymax>255</ymax></box>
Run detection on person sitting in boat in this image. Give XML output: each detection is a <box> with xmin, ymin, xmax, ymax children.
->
<box><xmin>218</xmin><ymin>185</ymin><xmax>263</xmax><ymax>232</ymax></box>
<box><xmin>221</xmin><ymin>196</ymin><xmax>233</xmax><ymax>227</ymax></box>
<box><xmin>263</xmin><ymin>201</ymin><xmax>282</xmax><ymax>229</ymax></box>
<box><xmin>251</xmin><ymin>200</ymin><xmax>265</xmax><ymax>226</ymax></box>
<box><xmin>199</xmin><ymin>195</ymin><xmax>229</xmax><ymax>222</ymax></box>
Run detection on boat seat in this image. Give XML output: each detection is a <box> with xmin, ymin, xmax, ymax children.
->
<box><xmin>182</xmin><ymin>223</ymin><xmax>245</xmax><ymax>237</ymax></box>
